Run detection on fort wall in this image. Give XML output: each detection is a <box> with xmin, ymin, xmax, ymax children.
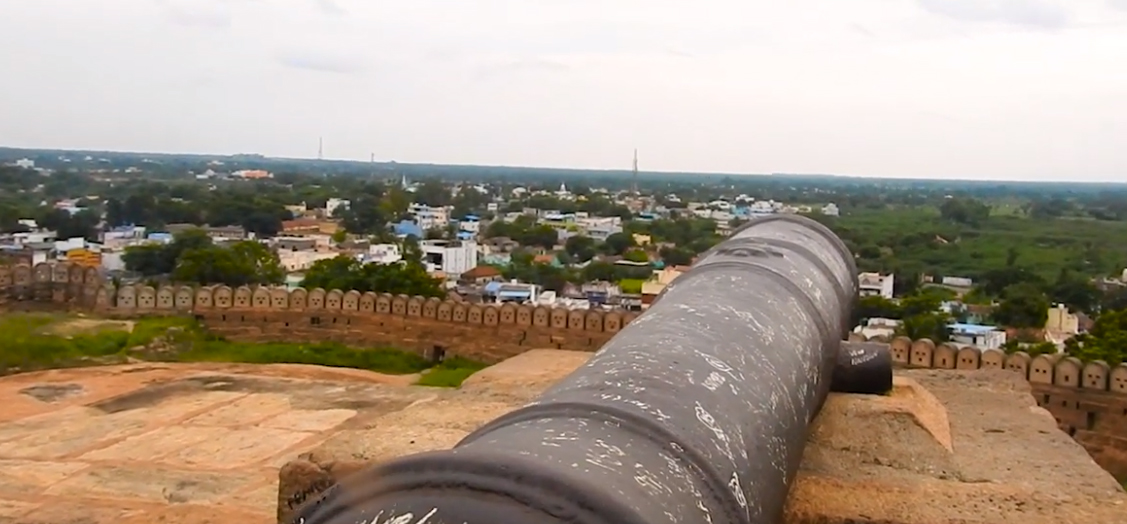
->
<box><xmin>2</xmin><ymin>262</ymin><xmax>1125</xmax><ymax>478</ymax></box>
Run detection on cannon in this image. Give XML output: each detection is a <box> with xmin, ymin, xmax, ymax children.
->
<box><xmin>291</xmin><ymin>214</ymin><xmax>892</xmax><ymax>524</ymax></box>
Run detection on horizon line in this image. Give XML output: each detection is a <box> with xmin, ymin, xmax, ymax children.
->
<box><xmin>1</xmin><ymin>144</ymin><xmax>1124</xmax><ymax>186</ymax></box>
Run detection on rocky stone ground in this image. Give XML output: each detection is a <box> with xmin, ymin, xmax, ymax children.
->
<box><xmin>0</xmin><ymin>362</ymin><xmax>424</xmax><ymax>524</ymax></box>
<box><xmin>0</xmin><ymin>352</ymin><xmax>1124</xmax><ymax>524</ymax></box>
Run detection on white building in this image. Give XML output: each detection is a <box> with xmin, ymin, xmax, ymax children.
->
<box><xmin>948</xmin><ymin>323</ymin><xmax>1006</xmax><ymax>350</ymax></box>
<box><xmin>14</xmin><ymin>158</ymin><xmax>35</xmax><ymax>169</ymax></box>
<box><xmin>420</xmin><ymin>240</ymin><xmax>477</xmax><ymax>276</ymax></box>
<box><xmin>858</xmin><ymin>272</ymin><xmax>895</xmax><ymax>299</ymax></box>
<box><xmin>367</xmin><ymin>243</ymin><xmax>403</xmax><ymax>264</ymax></box>
<box><xmin>855</xmin><ymin>317</ymin><xmax>900</xmax><ymax>339</ymax></box>
<box><xmin>459</xmin><ymin>216</ymin><xmax>481</xmax><ymax>234</ymax></box>
<box><xmin>577</xmin><ymin>216</ymin><xmax>623</xmax><ymax>241</ymax></box>
<box><xmin>325</xmin><ymin>198</ymin><xmax>350</xmax><ymax>218</ymax></box>
<box><xmin>409</xmin><ymin>204</ymin><xmax>450</xmax><ymax>230</ymax></box>
<box><xmin>821</xmin><ymin>203</ymin><xmax>840</xmax><ymax>216</ymax></box>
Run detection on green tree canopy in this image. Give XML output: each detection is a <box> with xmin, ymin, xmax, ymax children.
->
<box><xmin>1064</xmin><ymin>309</ymin><xmax>1127</xmax><ymax>365</ymax></box>
<box><xmin>301</xmin><ymin>256</ymin><xmax>443</xmax><ymax>297</ymax></box>
<box><xmin>992</xmin><ymin>283</ymin><xmax>1050</xmax><ymax>329</ymax></box>
<box><xmin>172</xmin><ymin>240</ymin><xmax>284</xmax><ymax>288</ymax></box>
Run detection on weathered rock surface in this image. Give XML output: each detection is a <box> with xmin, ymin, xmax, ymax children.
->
<box><xmin>0</xmin><ymin>353</ymin><xmax>1124</xmax><ymax>524</ymax></box>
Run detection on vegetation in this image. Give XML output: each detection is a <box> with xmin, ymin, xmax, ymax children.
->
<box><xmin>123</xmin><ymin>228</ymin><xmax>284</xmax><ymax>287</ymax></box>
<box><xmin>415</xmin><ymin>356</ymin><xmax>489</xmax><ymax>387</ymax></box>
<box><xmin>1065</xmin><ymin>310</ymin><xmax>1127</xmax><ymax>366</ymax></box>
<box><xmin>0</xmin><ymin>314</ymin><xmax>486</xmax><ymax>387</ymax></box>
<box><xmin>301</xmin><ymin>253</ymin><xmax>445</xmax><ymax>298</ymax></box>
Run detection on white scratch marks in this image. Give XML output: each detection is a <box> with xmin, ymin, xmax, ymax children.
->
<box><xmin>702</xmin><ymin>371</ymin><xmax>726</xmax><ymax>391</ymax></box>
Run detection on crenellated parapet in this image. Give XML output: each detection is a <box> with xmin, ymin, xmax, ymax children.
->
<box><xmin>1</xmin><ymin>262</ymin><xmax>1123</xmax><ymax>396</ymax></box>
<box><xmin>874</xmin><ymin>334</ymin><xmax>1127</xmax><ymax>395</ymax></box>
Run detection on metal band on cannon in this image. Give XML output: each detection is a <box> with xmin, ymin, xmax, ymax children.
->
<box><xmin>291</xmin><ymin>214</ymin><xmax>892</xmax><ymax>524</ymax></box>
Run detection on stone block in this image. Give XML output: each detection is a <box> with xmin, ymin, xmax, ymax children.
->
<box><xmin>162</xmin><ymin>427</ymin><xmax>315</xmax><ymax>469</ymax></box>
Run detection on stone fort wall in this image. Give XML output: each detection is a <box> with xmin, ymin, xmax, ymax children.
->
<box><xmin>2</xmin><ymin>261</ymin><xmax>1125</xmax><ymax>479</ymax></box>
<box><xmin>0</xmin><ymin>262</ymin><xmax>628</xmax><ymax>363</ymax></box>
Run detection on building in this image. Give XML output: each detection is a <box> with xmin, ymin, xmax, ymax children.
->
<box><xmin>325</xmin><ymin>198</ymin><xmax>350</xmax><ymax>218</ymax></box>
<box><xmin>858</xmin><ymin>272</ymin><xmax>895</xmax><ymax>299</ymax></box>
<box><xmin>1045</xmin><ymin>304</ymin><xmax>1080</xmax><ymax>335</ymax></box>
<box><xmin>392</xmin><ymin>220</ymin><xmax>424</xmax><ymax>239</ymax></box>
<box><xmin>232</xmin><ymin>169</ymin><xmax>272</xmax><ymax>179</ymax></box>
<box><xmin>821</xmin><ymin>203</ymin><xmax>840</xmax><ymax>216</ymax></box>
<box><xmin>278</xmin><ymin>251</ymin><xmax>338</xmax><ymax>272</ymax></box>
<box><xmin>275</xmin><ymin>237</ymin><xmax>317</xmax><ymax>252</ymax></box>
<box><xmin>285</xmin><ymin>203</ymin><xmax>308</xmax><ymax>217</ymax></box>
<box><xmin>420</xmin><ymin>240</ymin><xmax>477</xmax><ymax>276</ymax></box>
<box><xmin>460</xmin><ymin>265</ymin><xmax>503</xmax><ymax>285</ymax></box>
<box><xmin>855</xmin><ymin>317</ymin><xmax>900</xmax><ymax>339</ymax></box>
<box><xmin>281</xmin><ymin>219</ymin><xmax>322</xmax><ymax>236</ymax></box>
<box><xmin>578</xmin><ymin>216</ymin><xmax>623</xmax><ymax>241</ymax></box>
<box><xmin>581</xmin><ymin>281</ymin><xmax>620</xmax><ymax>306</ymax></box>
<box><xmin>482</xmin><ymin>281</ymin><xmax>539</xmax><ymax>304</ymax></box>
<box><xmin>640</xmin><ymin>265</ymin><xmax>691</xmax><ymax>307</ymax></box>
<box><xmin>408</xmin><ymin>204</ymin><xmax>450</xmax><ymax>230</ymax></box>
<box><xmin>459</xmin><ymin>215</ymin><xmax>481</xmax><ymax>234</ymax></box>
<box><xmin>367</xmin><ymin>244</ymin><xmax>403</xmax><ymax>264</ymax></box>
<box><xmin>948</xmin><ymin>323</ymin><xmax>1006</xmax><ymax>349</ymax></box>
<box><xmin>937</xmin><ymin>276</ymin><xmax>973</xmax><ymax>288</ymax></box>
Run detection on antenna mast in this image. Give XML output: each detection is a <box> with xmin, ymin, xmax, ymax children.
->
<box><xmin>318</xmin><ymin>137</ymin><xmax>324</xmax><ymax>160</ymax></box>
<box><xmin>632</xmin><ymin>148</ymin><xmax>639</xmax><ymax>196</ymax></box>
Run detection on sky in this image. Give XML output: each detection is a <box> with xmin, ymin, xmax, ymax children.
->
<box><xmin>1</xmin><ymin>0</ymin><xmax>1126</xmax><ymax>181</ymax></box>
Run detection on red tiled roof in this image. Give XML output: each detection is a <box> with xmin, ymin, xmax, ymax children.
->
<box><xmin>462</xmin><ymin>265</ymin><xmax>501</xmax><ymax>279</ymax></box>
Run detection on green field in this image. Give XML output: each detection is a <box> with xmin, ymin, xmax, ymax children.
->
<box><xmin>0</xmin><ymin>313</ymin><xmax>486</xmax><ymax>387</ymax></box>
<box><xmin>832</xmin><ymin>206</ymin><xmax>1127</xmax><ymax>282</ymax></box>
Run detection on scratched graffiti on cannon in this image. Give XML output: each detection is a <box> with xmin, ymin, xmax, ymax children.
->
<box><xmin>287</xmin><ymin>215</ymin><xmax>893</xmax><ymax>524</ymax></box>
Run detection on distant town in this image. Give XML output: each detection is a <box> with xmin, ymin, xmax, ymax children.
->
<box><xmin>1</xmin><ymin>147</ymin><xmax>1126</xmax><ymax>366</ymax></box>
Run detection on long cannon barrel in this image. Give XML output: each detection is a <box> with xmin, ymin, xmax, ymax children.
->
<box><xmin>293</xmin><ymin>214</ymin><xmax>873</xmax><ymax>524</ymax></box>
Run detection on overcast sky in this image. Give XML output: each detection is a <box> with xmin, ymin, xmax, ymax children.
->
<box><xmin>1</xmin><ymin>0</ymin><xmax>1126</xmax><ymax>181</ymax></box>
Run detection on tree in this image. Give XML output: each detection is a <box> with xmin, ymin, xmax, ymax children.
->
<box><xmin>623</xmin><ymin>249</ymin><xmax>650</xmax><ymax>264</ymax></box>
<box><xmin>993</xmin><ymin>283</ymin><xmax>1050</xmax><ymax>328</ymax></box>
<box><xmin>401</xmin><ymin>235</ymin><xmax>423</xmax><ymax>264</ymax></box>
<box><xmin>123</xmin><ymin>228</ymin><xmax>213</xmax><ymax>276</ymax></box>
<box><xmin>340</xmin><ymin>195</ymin><xmax>390</xmax><ymax>235</ymax></box>
<box><xmin>1048</xmin><ymin>269</ymin><xmax>1099</xmax><ymax>314</ymax></box>
<box><xmin>172</xmin><ymin>240</ymin><xmax>284</xmax><ymax>287</ymax></box>
<box><xmin>565</xmin><ymin>236</ymin><xmax>597</xmax><ymax>263</ymax></box>
<box><xmin>896</xmin><ymin>311</ymin><xmax>952</xmax><ymax>342</ymax></box>
<box><xmin>658</xmin><ymin>246</ymin><xmax>694</xmax><ymax>267</ymax></box>
<box><xmin>603</xmin><ymin>232</ymin><xmax>635</xmax><ymax>256</ymax></box>
<box><xmin>939</xmin><ymin>197</ymin><xmax>990</xmax><ymax>226</ymax></box>
<box><xmin>515</xmin><ymin>225</ymin><xmax>559</xmax><ymax>249</ymax></box>
<box><xmin>1064</xmin><ymin>309</ymin><xmax>1127</xmax><ymax>365</ymax></box>
<box><xmin>853</xmin><ymin>295</ymin><xmax>902</xmax><ymax>327</ymax></box>
<box><xmin>301</xmin><ymin>256</ymin><xmax>445</xmax><ymax>297</ymax></box>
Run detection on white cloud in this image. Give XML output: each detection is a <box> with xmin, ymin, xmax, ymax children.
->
<box><xmin>0</xmin><ymin>0</ymin><xmax>1126</xmax><ymax>181</ymax></box>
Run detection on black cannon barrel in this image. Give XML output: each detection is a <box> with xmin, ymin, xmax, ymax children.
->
<box><xmin>293</xmin><ymin>214</ymin><xmax>861</xmax><ymax>524</ymax></box>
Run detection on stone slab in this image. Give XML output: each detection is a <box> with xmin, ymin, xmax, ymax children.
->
<box><xmin>10</xmin><ymin>499</ymin><xmax>154</xmax><ymax>524</ymax></box>
<box><xmin>258</xmin><ymin>409</ymin><xmax>357</xmax><ymax>433</ymax></box>
<box><xmin>0</xmin><ymin>414</ymin><xmax>149</xmax><ymax>459</ymax></box>
<box><xmin>80</xmin><ymin>426</ymin><xmax>231</xmax><ymax>462</ymax></box>
<box><xmin>162</xmin><ymin>427</ymin><xmax>315</xmax><ymax>469</ymax></box>
<box><xmin>44</xmin><ymin>464</ymin><xmax>260</xmax><ymax>504</ymax></box>
<box><xmin>186</xmin><ymin>394</ymin><xmax>293</xmax><ymax>427</ymax></box>
<box><xmin>0</xmin><ymin>460</ymin><xmax>87</xmax><ymax>496</ymax></box>
<box><xmin>107</xmin><ymin>391</ymin><xmax>247</xmax><ymax>424</ymax></box>
<box><xmin>0</xmin><ymin>498</ymin><xmax>38</xmax><ymax>519</ymax></box>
